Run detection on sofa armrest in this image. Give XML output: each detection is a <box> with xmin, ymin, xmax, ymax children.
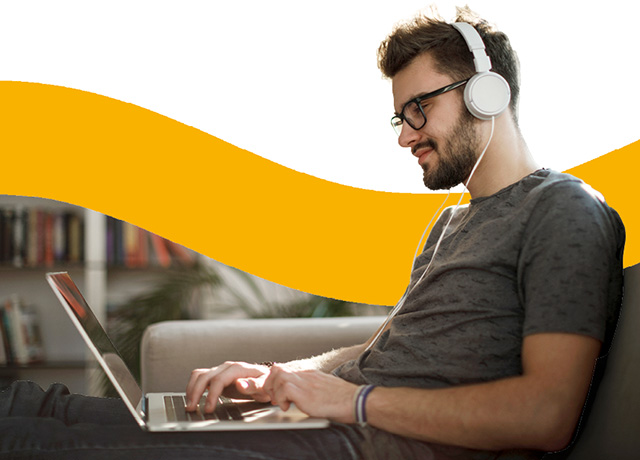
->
<box><xmin>140</xmin><ymin>316</ymin><xmax>384</xmax><ymax>393</ymax></box>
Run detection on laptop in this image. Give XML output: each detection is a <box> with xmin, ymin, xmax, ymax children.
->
<box><xmin>46</xmin><ymin>271</ymin><xmax>330</xmax><ymax>432</ymax></box>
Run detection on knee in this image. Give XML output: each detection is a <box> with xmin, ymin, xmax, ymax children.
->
<box><xmin>1</xmin><ymin>380</ymin><xmax>71</xmax><ymax>418</ymax></box>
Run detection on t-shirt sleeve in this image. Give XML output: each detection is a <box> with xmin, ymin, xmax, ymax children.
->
<box><xmin>518</xmin><ymin>180</ymin><xmax>625</xmax><ymax>342</ymax></box>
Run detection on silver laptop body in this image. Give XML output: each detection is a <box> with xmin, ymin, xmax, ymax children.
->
<box><xmin>46</xmin><ymin>271</ymin><xmax>330</xmax><ymax>432</ymax></box>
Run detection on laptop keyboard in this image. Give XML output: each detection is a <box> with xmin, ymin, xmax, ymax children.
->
<box><xmin>164</xmin><ymin>395</ymin><xmax>244</xmax><ymax>422</ymax></box>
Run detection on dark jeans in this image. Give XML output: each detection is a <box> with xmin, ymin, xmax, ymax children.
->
<box><xmin>0</xmin><ymin>381</ymin><xmax>452</xmax><ymax>460</ymax></box>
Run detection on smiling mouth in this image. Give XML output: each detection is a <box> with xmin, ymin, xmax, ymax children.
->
<box><xmin>415</xmin><ymin>148</ymin><xmax>434</xmax><ymax>166</ymax></box>
<box><xmin>412</xmin><ymin>141</ymin><xmax>437</xmax><ymax>167</ymax></box>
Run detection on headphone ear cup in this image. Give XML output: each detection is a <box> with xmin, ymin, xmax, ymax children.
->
<box><xmin>463</xmin><ymin>71</ymin><xmax>511</xmax><ymax>120</ymax></box>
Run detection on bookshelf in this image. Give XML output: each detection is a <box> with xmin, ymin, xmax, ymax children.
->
<box><xmin>0</xmin><ymin>196</ymin><xmax>87</xmax><ymax>392</ymax></box>
<box><xmin>0</xmin><ymin>195</ymin><xmax>196</xmax><ymax>395</ymax></box>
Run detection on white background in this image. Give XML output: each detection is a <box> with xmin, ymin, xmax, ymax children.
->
<box><xmin>1</xmin><ymin>0</ymin><xmax>638</xmax><ymax>193</ymax></box>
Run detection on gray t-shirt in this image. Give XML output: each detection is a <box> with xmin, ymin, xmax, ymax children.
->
<box><xmin>334</xmin><ymin>169</ymin><xmax>625</xmax><ymax>389</ymax></box>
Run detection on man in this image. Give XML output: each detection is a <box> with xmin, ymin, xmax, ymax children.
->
<box><xmin>0</xmin><ymin>6</ymin><xmax>624</xmax><ymax>460</ymax></box>
<box><xmin>185</xmin><ymin>5</ymin><xmax>624</xmax><ymax>457</ymax></box>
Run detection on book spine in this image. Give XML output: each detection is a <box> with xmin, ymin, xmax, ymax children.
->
<box><xmin>5</xmin><ymin>295</ymin><xmax>29</xmax><ymax>365</ymax></box>
<box><xmin>53</xmin><ymin>212</ymin><xmax>66</xmax><ymax>263</ymax></box>
<box><xmin>13</xmin><ymin>206</ymin><xmax>26</xmax><ymax>268</ymax></box>
<box><xmin>0</xmin><ymin>306</ymin><xmax>8</xmax><ymax>365</ymax></box>
<box><xmin>21</xmin><ymin>306</ymin><xmax>44</xmax><ymax>363</ymax></box>
<box><xmin>0</xmin><ymin>209</ymin><xmax>12</xmax><ymax>265</ymax></box>
<box><xmin>27</xmin><ymin>208</ymin><xmax>39</xmax><ymax>267</ymax></box>
<box><xmin>149</xmin><ymin>233</ymin><xmax>171</xmax><ymax>268</ymax></box>
<box><xmin>167</xmin><ymin>240</ymin><xmax>196</xmax><ymax>267</ymax></box>
<box><xmin>67</xmin><ymin>213</ymin><xmax>82</xmax><ymax>264</ymax></box>
<box><xmin>1</xmin><ymin>296</ymin><xmax>45</xmax><ymax>365</ymax></box>
<box><xmin>123</xmin><ymin>221</ymin><xmax>137</xmax><ymax>268</ymax></box>
<box><xmin>44</xmin><ymin>212</ymin><xmax>54</xmax><ymax>267</ymax></box>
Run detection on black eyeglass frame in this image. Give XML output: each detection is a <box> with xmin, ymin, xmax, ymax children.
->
<box><xmin>391</xmin><ymin>79</ymin><xmax>469</xmax><ymax>135</ymax></box>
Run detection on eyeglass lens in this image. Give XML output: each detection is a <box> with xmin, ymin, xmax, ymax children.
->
<box><xmin>392</xmin><ymin>101</ymin><xmax>425</xmax><ymax>136</ymax></box>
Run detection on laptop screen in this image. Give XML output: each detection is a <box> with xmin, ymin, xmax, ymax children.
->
<box><xmin>46</xmin><ymin>272</ymin><xmax>143</xmax><ymax>410</ymax></box>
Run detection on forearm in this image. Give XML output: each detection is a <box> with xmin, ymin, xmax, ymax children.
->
<box><xmin>362</xmin><ymin>333</ymin><xmax>599</xmax><ymax>452</ymax></box>
<box><xmin>284</xmin><ymin>343</ymin><xmax>366</xmax><ymax>373</ymax></box>
<box><xmin>366</xmin><ymin>376</ymin><xmax>575</xmax><ymax>452</ymax></box>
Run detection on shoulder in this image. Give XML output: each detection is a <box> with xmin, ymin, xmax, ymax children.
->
<box><xmin>520</xmin><ymin>170</ymin><xmax>625</xmax><ymax>257</ymax></box>
<box><xmin>523</xmin><ymin>170</ymin><xmax>622</xmax><ymax>230</ymax></box>
<box><xmin>430</xmin><ymin>203</ymin><xmax>470</xmax><ymax>238</ymax></box>
<box><xmin>525</xmin><ymin>170</ymin><xmax>602</xmax><ymax>203</ymax></box>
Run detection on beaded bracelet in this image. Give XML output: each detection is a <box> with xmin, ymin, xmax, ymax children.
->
<box><xmin>353</xmin><ymin>384</ymin><xmax>376</xmax><ymax>427</ymax></box>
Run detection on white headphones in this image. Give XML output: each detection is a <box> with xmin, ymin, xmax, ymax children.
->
<box><xmin>452</xmin><ymin>22</ymin><xmax>511</xmax><ymax>120</ymax></box>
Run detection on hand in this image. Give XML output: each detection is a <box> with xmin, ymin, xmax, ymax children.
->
<box><xmin>262</xmin><ymin>365</ymin><xmax>358</xmax><ymax>423</ymax></box>
<box><xmin>185</xmin><ymin>361</ymin><xmax>272</xmax><ymax>413</ymax></box>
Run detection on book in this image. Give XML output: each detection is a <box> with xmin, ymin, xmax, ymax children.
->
<box><xmin>0</xmin><ymin>306</ymin><xmax>12</xmax><ymax>364</ymax></box>
<box><xmin>4</xmin><ymin>295</ymin><xmax>29</xmax><ymax>364</ymax></box>
<box><xmin>66</xmin><ymin>212</ymin><xmax>82</xmax><ymax>264</ymax></box>
<box><xmin>21</xmin><ymin>306</ymin><xmax>44</xmax><ymax>363</ymax></box>
<box><xmin>1</xmin><ymin>295</ymin><xmax>45</xmax><ymax>365</ymax></box>
<box><xmin>123</xmin><ymin>221</ymin><xmax>140</xmax><ymax>268</ymax></box>
<box><xmin>26</xmin><ymin>207</ymin><xmax>38</xmax><ymax>266</ymax></box>
<box><xmin>149</xmin><ymin>233</ymin><xmax>171</xmax><ymax>268</ymax></box>
<box><xmin>44</xmin><ymin>212</ymin><xmax>54</xmax><ymax>267</ymax></box>
<box><xmin>0</xmin><ymin>209</ymin><xmax>12</xmax><ymax>264</ymax></box>
<box><xmin>105</xmin><ymin>216</ymin><xmax>196</xmax><ymax>269</ymax></box>
<box><xmin>0</xmin><ymin>206</ymin><xmax>85</xmax><ymax>267</ymax></box>
<box><xmin>167</xmin><ymin>240</ymin><xmax>196</xmax><ymax>267</ymax></box>
<box><xmin>53</xmin><ymin>212</ymin><xmax>66</xmax><ymax>262</ymax></box>
<box><xmin>0</xmin><ymin>307</ymin><xmax>8</xmax><ymax>365</ymax></box>
<box><xmin>12</xmin><ymin>206</ymin><xmax>26</xmax><ymax>268</ymax></box>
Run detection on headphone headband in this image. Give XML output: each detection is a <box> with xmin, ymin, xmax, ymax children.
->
<box><xmin>450</xmin><ymin>22</ymin><xmax>511</xmax><ymax>120</ymax></box>
<box><xmin>451</xmin><ymin>22</ymin><xmax>492</xmax><ymax>73</ymax></box>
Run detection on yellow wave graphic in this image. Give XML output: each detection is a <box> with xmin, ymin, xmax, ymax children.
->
<box><xmin>1</xmin><ymin>82</ymin><xmax>637</xmax><ymax>305</ymax></box>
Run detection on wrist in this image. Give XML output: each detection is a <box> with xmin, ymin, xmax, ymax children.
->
<box><xmin>353</xmin><ymin>384</ymin><xmax>376</xmax><ymax>426</ymax></box>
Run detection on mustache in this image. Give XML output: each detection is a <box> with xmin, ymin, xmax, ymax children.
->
<box><xmin>411</xmin><ymin>140</ymin><xmax>438</xmax><ymax>156</ymax></box>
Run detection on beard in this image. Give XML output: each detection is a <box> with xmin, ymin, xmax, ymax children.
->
<box><xmin>419</xmin><ymin>110</ymin><xmax>481</xmax><ymax>190</ymax></box>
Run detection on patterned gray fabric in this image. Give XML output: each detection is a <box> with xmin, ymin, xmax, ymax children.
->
<box><xmin>334</xmin><ymin>169</ymin><xmax>625</xmax><ymax>389</ymax></box>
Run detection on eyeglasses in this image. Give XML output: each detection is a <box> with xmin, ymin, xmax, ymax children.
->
<box><xmin>390</xmin><ymin>79</ymin><xmax>469</xmax><ymax>136</ymax></box>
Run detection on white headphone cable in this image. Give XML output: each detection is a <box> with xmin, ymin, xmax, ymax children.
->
<box><xmin>365</xmin><ymin>116</ymin><xmax>495</xmax><ymax>351</ymax></box>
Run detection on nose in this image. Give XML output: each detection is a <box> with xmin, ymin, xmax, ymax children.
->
<box><xmin>397</xmin><ymin>122</ymin><xmax>421</xmax><ymax>149</ymax></box>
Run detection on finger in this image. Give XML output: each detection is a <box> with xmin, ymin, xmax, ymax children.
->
<box><xmin>186</xmin><ymin>362</ymin><xmax>268</xmax><ymax>412</ymax></box>
<box><xmin>270</xmin><ymin>379</ymin><xmax>302</xmax><ymax>412</ymax></box>
<box><xmin>235</xmin><ymin>378</ymin><xmax>258</xmax><ymax>396</ymax></box>
<box><xmin>186</xmin><ymin>363</ymin><xmax>233</xmax><ymax>411</ymax></box>
<box><xmin>264</xmin><ymin>366</ymin><xmax>301</xmax><ymax>411</ymax></box>
<box><xmin>203</xmin><ymin>371</ymin><xmax>232</xmax><ymax>412</ymax></box>
<box><xmin>185</xmin><ymin>368</ymin><xmax>214</xmax><ymax>410</ymax></box>
<box><xmin>261</xmin><ymin>365</ymin><xmax>280</xmax><ymax>401</ymax></box>
<box><xmin>185</xmin><ymin>368</ymin><xmax>207</xmax><ymax>399</ymax></box>
<box><xmin>235</xmin><ymin>376</ymin><xmax>271</xmax><ymax>402</ymax></box>
<box><xmin>204</xmin><ymin>383</ymin><xmax>221</xmax><ymax>413</ymax></box>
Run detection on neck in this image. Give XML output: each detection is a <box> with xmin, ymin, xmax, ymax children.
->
<box><xmin>465</xmin><ymin>114</ymin><xmax>539</xmax><ymax>199</ymax></box>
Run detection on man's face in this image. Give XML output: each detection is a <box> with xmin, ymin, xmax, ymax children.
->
<box><xmin>392</xmin><ymin>53</ymin><xmax>481</xmax><ymax>190</ymax></box>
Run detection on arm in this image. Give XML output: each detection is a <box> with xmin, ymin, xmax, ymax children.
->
<box><xmin>185</xmin><ymin>340</ymin><xmax>369</xmax><ymax>412</ymax></box>
<box><xmin>366</xmin><ymin>333</ymin><xmax>600</xmax><ymax>451</ymax></box>
<box><xmin>282</xmin><ymin>342</ymin><xmax>366</xmax><ymax>372</ymax></box>
<box><xmin>288</xmin><ymin>315</ymin><xmax>394</xmax><ymax>372</ymax></box>
<box><xmin>185</xmin><ymin>313</ymin><xmax>390</xmax><ymax>411</ymax></box>
<box><xmin>264</xmin><ymin>332</ymin><xmax>600</xmax><ymax>452</ymax></box>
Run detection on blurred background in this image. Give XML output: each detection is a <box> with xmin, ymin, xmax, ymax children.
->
<box><xmin>0</xmin><ymin>196</ymin><xmax>385</xmax><ymax>395</ymax></box>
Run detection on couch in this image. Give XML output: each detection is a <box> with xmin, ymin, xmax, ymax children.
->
<box><xmin>141</xmin><ymin>263</ymin><xmax>640</xmax><ymax>459</ymax></box>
